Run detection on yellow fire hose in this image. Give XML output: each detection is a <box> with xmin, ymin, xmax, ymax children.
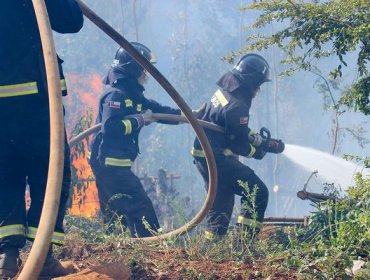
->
<box><xmin>73</xmin><ymin>0</ymin><xmax>218</xmax><ymax>243</ymax></box>
<box><xmin>20</xmin><ymin>0</ymin><xmax>217</xmax><ymax>277</ymax></box>
<box><xmin>18</xmin><ymin>0</ymin><xmax>65</xmax><ymax>279</ymax></box>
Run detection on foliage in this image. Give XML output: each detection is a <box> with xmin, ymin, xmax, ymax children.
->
<box><xmin>69</xmin><ymin>107</ymin><xmax>94</xmax><ymax>160</ymax></box>
<box><xmin>68</xmin><ymin>108</ymin><xmax>95</xmax><ymax>209</ymax></box>
<box><xmin>340</xmin><ymin>76</ymin><xmax>370</xmax><ymax>115</ymax></box>
<box><xmin>238</xmin><ymin>0</ymin><xmax>370</xmax><ymax>115</ymax></box>
<box><xmin>63</xmin><ymin>173</ymin><xmax>370</xmax><ymax>278</ymax></box>
<box><xmin>288</xmin><ymin>173</ymin><xmax>369</xmax><ymax>278</ymax></box>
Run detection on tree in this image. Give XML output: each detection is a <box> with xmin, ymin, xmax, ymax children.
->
<box><xmin>237</xmin><ymin>0</ymin><xmax>369</xmax><ymax>115</ymax></box>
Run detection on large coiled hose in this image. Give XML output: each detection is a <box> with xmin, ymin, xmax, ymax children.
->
<box><xmin>73</xmin><ymin>0</ymin><xmax>218</xmax><ymax>243</ymax></box>
<box><xmin>19</xmin><ymin>0</ymin><xmax>65</xmax><ymax>278</ymax></box>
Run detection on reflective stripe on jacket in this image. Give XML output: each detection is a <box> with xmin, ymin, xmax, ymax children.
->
<box><xmin>0</xmin><ymin>79</ymin><xmax>67</xmax><ymax>98</ymax></box>
<box><xmin>90</xmin><ymin>77</ymin><xmax>181</xmax><ymax>168</ymax></box>
<box><xmin>193</xmin><ymin>88</ymin><xmax>256</xmax><ymax>158</ymax></box>
<box><xmin>0</xmin><ymin>0</ymin><xmax>83</xmax><ymax>97</ymax></box>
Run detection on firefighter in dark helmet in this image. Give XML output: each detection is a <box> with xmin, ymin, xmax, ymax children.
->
<box><xmin>0</xmin><ymin>0</ymin><xmax>83</xmax><ymax>278</ymax></box>
<box><xmin>192</xmin><ymin>54</ymin><xmax>285</xmax><ymax>240</ymax></box>
<box><xmin>89</xmin><ymin>43</ymin><xmax>204</xmax><ymax>238</ymax></box>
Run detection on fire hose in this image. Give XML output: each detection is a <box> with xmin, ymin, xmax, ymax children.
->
<box><xmin>17</xmin><ymin>0</ymin><xmax>286</xmax><ymax>277</ymax></box>
<box><xmin>69</xmin><ymin>113</ymin><xmax>285</xmax><ymax>151</ymax></box>
<box><xmin>19</xmin><ymin>0</ymin><xmax>65</xmax><ymax>279</ymax></box>
<box><xmin>74</xmin><ymin>0</ymin><xmax>218</xmax><ymax>243</ymax></box>
<box><xmin>21</xmin><ymin>0</ymin><xmax>216</xmax><ymax>278</ymax></box>
<box><xmin>69</xmin><ymin>114</ymin><xmax>224</xmax><ymax>146</ymax></box>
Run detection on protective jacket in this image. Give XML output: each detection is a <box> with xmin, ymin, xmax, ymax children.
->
<box><xmin>90</xmin><ymin>77</ymin><xmax>181</xmax><ymax>169</ymax></box>
<box><xmin>0</xmin><ymin>0</ymin><xmax>83</xmax><ymax>250</ymax></box>
<box><xmin>89</xmin><ymin>75</ymin><xmax>181</xmax><ymax>237</ymax></box>
<box><xmin>192</xmin><ymin>71</ymin><xmax>268</xmax><ymax>238</ymax></box>
<box><xmin>192</xmin><ymin>72</ymin><xmax>257</xmax><ymax>159</ymax></box>
<box><xmin>0</xmin><ymin>0</ymin><xmax>83</xmax><ymax>97</ymax></box>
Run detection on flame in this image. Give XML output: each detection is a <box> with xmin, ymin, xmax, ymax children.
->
<box><xmin>65</xmin><ymin>73</ymin><xmax>103</xmax><ymax>218</ymax></box>
<box><xmin>69</xmin><ymin>141</ymin><xmax>100</xmax><ymax>217</ymax></box>
<box><xmin>64</xmin><ymin>73</ymin><xmax>103</xmax><ymax>120</ymax></box>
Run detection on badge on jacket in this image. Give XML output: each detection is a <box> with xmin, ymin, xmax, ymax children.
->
<box><xmin>109</xmin><ymin>101</ymin><xmax>121</xmax><ymax>109</ymax></box>
<box><xmin>240</xmin><ymin>116</ymin><xmax>249</xmax><ymax>125</ymax></box>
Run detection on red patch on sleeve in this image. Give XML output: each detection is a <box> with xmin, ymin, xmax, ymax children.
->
<box><xmin>240</xmin><ymin>116</ymin><xmax>249</xmax><ymax>125</ymax></box>
<box><xmin>109</xmin><ymin>101</ymin><xmax>121</xmax><ymax>109</ymax></box>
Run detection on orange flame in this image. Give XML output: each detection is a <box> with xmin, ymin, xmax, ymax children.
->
<box><xmin>69</xmin><ymin>141</ymin><xmax>100</xmax><ymax>217</ymax></box>
<box><xmin>65</xmin><ymin>73</ymin><xmax>103</xmax><ymax>218</ymax></box>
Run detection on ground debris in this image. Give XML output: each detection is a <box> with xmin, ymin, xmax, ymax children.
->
<box><xmin>54</xmin><ymin>262</ymin><xmax>131</xmax><ymax>279</ymax></box>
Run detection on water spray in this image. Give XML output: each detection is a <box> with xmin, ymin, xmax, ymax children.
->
<box><xmin>283</xmin><ymin>144</ymin><xmax>369</xmax><ymax>189</ymax></box>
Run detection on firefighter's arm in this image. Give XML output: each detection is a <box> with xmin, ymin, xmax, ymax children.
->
<box><xmin>101</xmin><ymin>92</ymin><xmax>143</xmax><ymax>138</ymax></box>
<box><xmin>143</xmin><ymin>97</ymin><xmax>181</xmax><ymax>125</ymax></box>
<box><xmin>45</xmin><ymin>0</ymin><xmax>84</xmax><ymax>33</ymax></box>
<box><xmin>224</xmin><ymin>107</ymin><xmax>263</xmax><ymax>158</ymax></box>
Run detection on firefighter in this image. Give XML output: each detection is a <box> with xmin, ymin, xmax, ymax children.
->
<box><xmin>0</xmin><ymin>0</ymin><xmax>83</xmax><ymax>278</ymax></box>
<box><xmin>191</xmin><ymin>54</ymin><xmax>285</xmax><ymax>240</ymax></box>
<box><xmin>89</xmin><ymin>43</ymin><xmax>203</xmax><ymax>238</ymax></box>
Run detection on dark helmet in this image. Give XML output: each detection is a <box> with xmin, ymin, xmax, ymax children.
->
<box><xmin>231</xmin><ymin>53</ymin><xmax>270</xmax><ymax>88</ymax></box>
<box><xmin>111</xmin><ymin>42</ymin><xmax>156</xmax><ymax>79</ymax></box>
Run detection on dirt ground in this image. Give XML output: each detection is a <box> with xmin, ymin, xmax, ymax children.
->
<box><xmin>51</xmin><ymin>227</ymin><xmax>296</xmax><ymax>280</ymax></box>
<box><xmin>54</xmin><ymin>262</ymin><xmax>131</xmax><ymax>279</ymax></box>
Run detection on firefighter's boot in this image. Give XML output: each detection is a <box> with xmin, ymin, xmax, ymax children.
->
<box><xmin>39</xmin><ymin>248</ymin><xmax>76</xmax><ymax>279</ymax></box>
<box><xmin>0</xmin><ymin>247</ymin><xmax>21</xmax><ymax>278</ymax></box>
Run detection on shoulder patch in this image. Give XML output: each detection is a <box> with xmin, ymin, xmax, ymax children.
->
<box><xmin>240</xmin><ymin>116</ymin><xmax>249</xmax><ymax>125</ymax></box>
<box><xmin>109</xmin><ymin>101</ymin><xmax>121</xmax><ymax>109</ymax></box>
<box><xmin>211</xmin><ymin>89</ymin><xmax>229</xmax><ymax>108</ymax></box>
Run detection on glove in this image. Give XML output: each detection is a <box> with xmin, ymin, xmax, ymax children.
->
<box><xmin>250</xmin><ymin>133</ymin><xmax>263</xmax><ymax>147</ymax></box>
<box><xmin>129</xmin><ymin>110</ymin><xmax>156</xmax><ymax>128</ymax></box>
<box><xmin>266</xmin><ymin>139</ymin><xmax>285</xmax><ymax>154</ymax></box>
<box><xmin>192</xmin><ymin>103</ymin><xmax>207</xmax><ymax>119</ymax></box>
<box><xmin>142</xmin><ymin>109</ymin><xmax>156</xmax><ymax>125</ymax></box>
<box><xmin>253</xmin><ymin>146</ymin><xmax>267</xmax><ymax>160</ymax></box>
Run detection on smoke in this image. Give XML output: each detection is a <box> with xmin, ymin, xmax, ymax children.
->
<box><xmin>55</xmin><ymin>0</ymin><xmax>370</xmax><ymax>218</ymax></box>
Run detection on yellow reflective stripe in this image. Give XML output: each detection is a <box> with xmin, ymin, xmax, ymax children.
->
<box><xmin>223</xmin><ymin>149</ymin><xmax>235</xmax><ymax>157</ymax></box>
<box><xmin>237</xmin><ymin>216</ymin><xmax>262</xmax><ymax>229</ymax></box>
<box><xmin>105</xmin><ymin>157</ymin><xmax>132</xmax><ymax>167</ymax></box>
<box><xmin>247</xmin><ymin>144</ymin><xmax>256</xmax><ymax>158</ymax></box>
<box><xmin>215</xmin><ymin>89</ymin><xmax>229</xmax><ymax>107</ymax></box>
<box><xmin>0</xmin><ymin>82</ymin><xmax>38</xmax><ymax>97</ymax></box>
<box><xmin>0</xmin><ymin>224</ymin><xmax>25</xmax><ymax>238</ymax></box>
<box><xmin>205</xmin><ymin>230</ymin><xmax>215</xmax><ymax>240</ymax></box>
<box><xmin>27</xmin><ymin>227</ymin><xmax>64</xmax><ymax>244</ymax></box>
<box><xmin>60</xmin><ymin>79</ymin><xmax>67</xmax><ymax>91</ymax></box>
<box><xmin>26</xmin><ymin>226</ymin><xmax>37</xmax><ymax>239</ymax></box>
<box><xmin>0</xmin><ymin>79</ymin><xmax>66</xmax><ymax>98</ymax></box>
<box><xmin>248</xmin><ymin>130</ymin><xmax>256</xmax><ymax>136</ymax></box>
<box><xmin>192</xmin><ymin>147</ymin><xmax>236</xmax><ymax>158</ymax></box>
<box><xmin>137</xmin><ymin>104</ymin><xmax>142</xmax><ymax>112</ymax></box>
<box><xmin>125</xmin><ymin>99</ymin><xmax>133</xmax><ymax>107</ymax></box>
<box><xmin>51</xmin><ymin>231</ymin><xmax>65</xmax><ymax>245</ymax></box>
<box><xmin>122</xmin><ymin>120</ymin><xmax>132</xmax><ymax>135</ymax></box>
<box><xmin>191</xmin><ymin>147</ymin><xmax>205</xmax><ymax>158</ymax></box>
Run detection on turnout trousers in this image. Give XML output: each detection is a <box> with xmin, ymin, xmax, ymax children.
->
<box><xmin>93</xmin><ymin>165</ymin><xmax>160</xmax><ymax>237</ymax></box>
<box><xmin>0</xmin><ymin>94</ymin><xmax>71</xmax><ymax>250</ymax></box>
<box><xmin>194</xmin><ymin>155</ymin><xmax>269</xmax><ymax>237</ymax></box>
